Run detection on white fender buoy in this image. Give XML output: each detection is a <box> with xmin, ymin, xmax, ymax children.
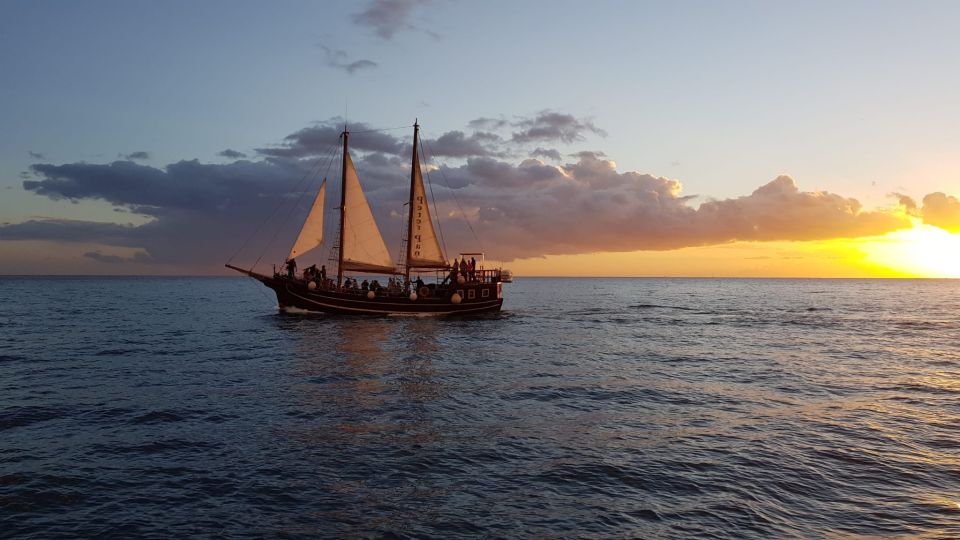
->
<box><xmin>450</xmin><ymin>293</ymin><xmax>462</xmax><ymax>304</ymax></box>
<box><xmin>456</xmin><ymin>275</ymin><xmax>466</xmax><ymax>285</ymax></box>
<box><xmin>409</xmin><ymin>292</ymin><xmax>418</xmax><ymax>301</ymax></box>
<box><xmin>307</xmin><ymin>281</ymin><xmax>317</xmax><ymax>290</ymax></box>
<box><xmin>366</xmin><ymin>290</ymin><xmax>376</xmax><ymax>300</ymax></box>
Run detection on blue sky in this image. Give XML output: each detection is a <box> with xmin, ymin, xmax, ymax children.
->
<box><xmin>1</xmin><ymin>0</ymin><xmax>959</xmax><ymax>274</ymax></box>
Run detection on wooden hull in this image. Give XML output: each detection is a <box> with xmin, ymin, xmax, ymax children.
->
<box><xmin>228</xmin><ymin>265</ymin><xmax>503</xmax><ymax>316</ymax></box>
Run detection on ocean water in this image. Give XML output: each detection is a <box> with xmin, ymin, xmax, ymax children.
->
<box><xmin>1</xmin><ymin>276</ymin><xmax>958</xmax><ymax>538</ymax></box>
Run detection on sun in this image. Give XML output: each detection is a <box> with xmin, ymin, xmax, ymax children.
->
<box><xmin>859</xmin><ymin>220</ymin><xmax>960</xmax><ymax>278</ymax></box>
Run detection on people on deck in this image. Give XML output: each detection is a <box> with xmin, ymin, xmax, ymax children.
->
<box><xmin>361</xmin><ymin>279</ymin><xmax>369</xmax><ymax>291</ymax></box>
<box><xmin>286</xmin><ymin>258</ymin><xmax>297</xmax><ymax>278</ymax></box>
<box><xmin>319</xmin><ymin>265</ymin><xmax>327</xmax><ymax>280</ymax></box>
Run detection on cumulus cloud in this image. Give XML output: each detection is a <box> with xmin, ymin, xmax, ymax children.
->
<box><xmin>319</xmin><ymin>44</ymin><xmax>378</xmax><ymax>74</ymax></box>
<box><xmin>920</xmin><ymin>192</ymin><xmax>960</xmax><ymax>232</ymax></box>
<box><xmin>352</xmin><ymin>0</ymin><xmax>429</xmax><ymax>39</ymax></box>
<box><xmin>8</xmin><ymin>158</ymin><xmax>314</xmax><ymax>266</ymax></box>
<box><xmin>218</xmin><ymin>149</ymin><xmax>247</xmax><ymax>159</ymax></box>
<box><xmin>120</xmin><ymin>151</ymin><xmax>150</xmax><ymax>160</ymax></box>
<box><xmin>426</xmin><ymin>156</ymin><xmax>910</xmax><ymax>258</ymax></box>
<box><xmin>5</xmin><ymin>114</ymin><xmax>954</xmax><ymax>272</ymax></box>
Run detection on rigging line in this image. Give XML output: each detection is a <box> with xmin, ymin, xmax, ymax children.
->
<box><xmin>349</xmin><ymin>125</ymin><xmax>414</xmax><ymax>134</ymax></box>
<box><xmin>419</xmin><ymin>133</ymin><xmax>484</xmax><ymax>254</ymax></box>
<box><xmin>252</xmin><ymin>157</ymin><xmax>328</xmax><ymax>270</ymax></box>
<box><xmin>281</xmin><ymin>141</ymin><xmax>340</xmax><ymax>244</ymax></box>
<box><xmin>416</xmin><ymin>133</ymin><xmax>449</xmax><ymax>260</ymax></box>
<box><xmin>249</xmin><ymin>141</ymin><xmax>341</xmax><ymax>270</ymax></box>
<box><xmin>227</xmin><ymin>140</ymin><xmax>339</xmax><ymax>266</ymax></box>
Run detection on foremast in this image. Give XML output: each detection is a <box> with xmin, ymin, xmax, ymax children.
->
<box><xmin>404</xmin><ymin>121</ymin><xmax>448</xmax><ymax>279</ymax></box>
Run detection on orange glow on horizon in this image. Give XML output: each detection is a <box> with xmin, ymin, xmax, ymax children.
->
<box><xmin>504</xmin><ymin>221</ymin><xmax>960</xmax><ymax>279</ymax></box>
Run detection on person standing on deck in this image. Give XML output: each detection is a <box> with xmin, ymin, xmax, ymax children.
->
<box><xmin>286</xmin><ymin>258</ymin><xmax>297</xmax><ymax>278</ymax></box>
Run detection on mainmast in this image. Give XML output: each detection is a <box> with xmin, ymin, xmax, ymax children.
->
<box><xmin>405</xmin><ymin>121</ymin><xmax>420</xmax><ymax>282</ymax></box>
<box><xmin>337</xmin><ymin>128</ymin><xmax>348</xmax><ymax>287</ymax></box>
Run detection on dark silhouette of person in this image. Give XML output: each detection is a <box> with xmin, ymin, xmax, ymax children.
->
<box><xmin>286</xmin><ymin>258</ymin><xmax>297</xmax><ymax>278</ymax></box>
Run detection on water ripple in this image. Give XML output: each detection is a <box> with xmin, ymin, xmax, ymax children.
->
<box><xmin>1</xmin><ymin>277</ymin><xmax>958</xmax><ymax>537</ymax></box>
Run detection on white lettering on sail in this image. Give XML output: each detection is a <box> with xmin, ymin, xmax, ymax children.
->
<box><xmin>407</xmin><ymin>159</ymin><xmax>446</xmax><ymax>267</ymax></box>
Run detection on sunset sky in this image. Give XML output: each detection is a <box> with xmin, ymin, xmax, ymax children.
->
<box><xmin>2</xmin><ymin>0</ymin><xmax>959</xmax><ymax>277</ymax></box>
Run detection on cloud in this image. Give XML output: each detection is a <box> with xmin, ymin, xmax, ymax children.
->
<box><xmin>569</xmin><ymin>150</ymin><xmax>606</xmax><ymax>160</ymax></box>
<box><xmin>352</xmin><ymin>0</ymin><xmax>428</xmax><ymax>40</ymax></box>
<box><xmin>1</xmin><ymin>219</ymin><xmax>143</xmax><ymax>246</ymax></box>
<box><xmin>83</xmin><ymin>250</ymin><xmax>152</xmax><ymax>264</ymax></box>
<box><xmin>120</xmin><ymin>151</ymin><xmax>150</xmax><ymax>160</ymax></box>
<box><xmin>28</xmin><ymin>151</ymin><xmax>45</xmax><ymax>159</ymax></box>
<box><xmin>467</xmin><ymin>116</ymin><xmax>508</xmax><ymax>130</ymax></box>
<box><xmin>425</xmin><ymin>156</ymin><xmax>911</xmax><ymax>259</ymax></box>
<box><xmin>890</xmin><ymin>192</ymin><xmax>919</xmax><ymax>215</ymax></box>
<box><xmin>920</xmin><ymin>192</ymin><xmax>960</xmax><ymax>232</ymax></box>
<box><xmin>257</xmin><ymin>119</ymin><xmax>401</xmax><ymax>158</ymax></box>
<box><xmin>423</xmin><ymin>130</ymin><xmax>502</xmax><ymax>158</ymax></box>
<box><xmin>218</xmin><ymin>149</ymin><xmax>247</xmax><ymax>159</ymax></box>
<box><xmin>511</xmin><ymin>111</ymin><xmax>606</xmax><ymax>144</ymax></box>
<box><xmin>5</xmin><ymin>114</ymin><xmax>951</xmax><ymax>272</ymax></box>
<box><xmin>7</xmin><ymin>158</ymin><xmax>312</xmax><ymax>266</ymax></box>
<box><xmin>319</xmin><ymin>44</ymin><xmax>378</xmax><ymax>74</ymax></box>
<box><xmin>531</xmin><ymin>148</ymin><xmax>562</xmax><ymax>161</ymax></box>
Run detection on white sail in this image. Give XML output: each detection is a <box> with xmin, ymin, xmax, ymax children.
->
<box><xmin>407</xmin><ymin>155</ymin><xmax>447</xmax><ymax>268</ymax></box>
<box><xmin>287</xmin><ymin>180</ymin><xmax>326</xmax><ymax>261</ymax></box>
<box><xmin>341</xmin><ymin>152</ymin><xmax>395</xmax><ymax>273</ymax></box>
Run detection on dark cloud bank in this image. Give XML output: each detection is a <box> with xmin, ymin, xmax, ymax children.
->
<box><xmin>3</xmin><ymin>112</ymin><xmax>956</xmax><ymax>271</ymax></box>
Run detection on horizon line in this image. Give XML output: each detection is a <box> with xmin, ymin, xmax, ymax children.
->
<box><xmin>0</xmin><ymin>274</ymin><xmax>956</xmax><ymax>280</ymax></box>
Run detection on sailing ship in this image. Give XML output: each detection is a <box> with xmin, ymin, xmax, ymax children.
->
<box><xmin>226</xmin><ymin>122</ymin><xmax>506</xmax><ymax>315</ymax></box>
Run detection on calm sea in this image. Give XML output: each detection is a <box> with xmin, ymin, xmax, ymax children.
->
<box><xmin>1</xmin><ymin>277</ymin><xmax>958</xmax><ymax>538</ymax></box>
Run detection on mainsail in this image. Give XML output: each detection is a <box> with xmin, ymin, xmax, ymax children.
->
<box><xmin>406</xmin><ymin>127</ymin><xmax>447</xmax><ymax>268</ymax></box>
<box><xmin>287</xmin><ymin>179</ymin><xmax>326</xmax><ymax>261</ymax></box>
<box><xmin>340</xmin><ymin>152</ymin><xmax>395</xmax><ymax>273</ymax></box>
